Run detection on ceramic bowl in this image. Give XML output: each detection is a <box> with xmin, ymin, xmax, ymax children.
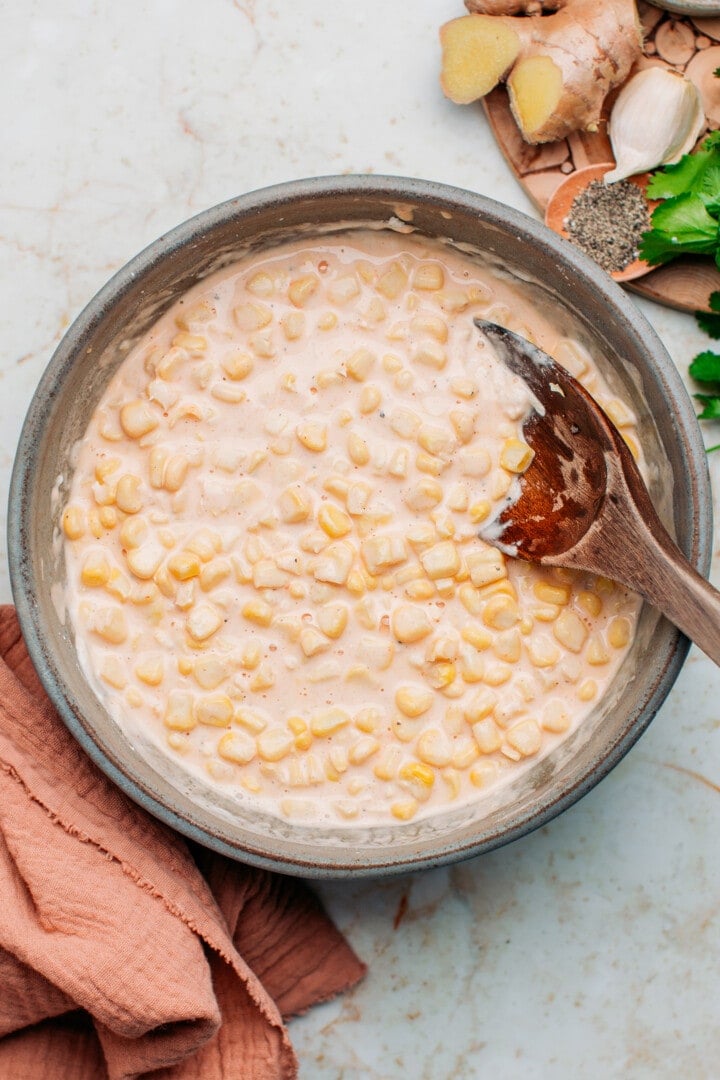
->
<box><xmin>8</xmin><ymin>176</ymin><xmax>712</xmax><ymax>877</ymax></box>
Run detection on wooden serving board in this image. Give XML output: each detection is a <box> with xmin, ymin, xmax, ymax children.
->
<box><xmin>483</xmin><ymin>1</ymin><xmax>720</xmax><ymax>313</ymax></box>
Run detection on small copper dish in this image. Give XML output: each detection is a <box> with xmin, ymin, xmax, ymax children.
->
<box><xmin>545</xmin><ymin>162</ymin><xmax>659</xmax><ymax>284</ymax></box>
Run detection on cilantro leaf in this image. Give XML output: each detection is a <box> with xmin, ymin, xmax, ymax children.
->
<box><xmin>694</xmin><ymin>393</ymin><xmax>720</xmax><ymax>420</ymax></box>
<box><xmin>647</xmin><ymin>135</ymin><xmax>720</xmax><ymax>212</ymax></box>
<box><xmin>715</xmin><ymin>67</ymin><xmax>720</xmax><ymax>78</ymax></box>
<box><xmin>647</xmin><ymin>148</ymin><xmax>714</xmax><ymax>201</ymax></box>
<box><xmin>689</xmin><ymin>350</ymin><xmax>720</xmax><ymax>381</ymax></box>
<box><xmin>696</xmin><ymin>312</ymin><xmax>720</xmax><ymax>338</ymax></box>
<box><xmin>639</xmin><ymin>194</ymin><xmax>720</xmax><ymax>265</ymax></box>
<box><xmin>695</xmin><ymin>296</ymin><xmax>720</xmax><ymax>339</ymax></box>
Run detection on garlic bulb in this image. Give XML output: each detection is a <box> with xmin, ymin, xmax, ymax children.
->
<box><xmin>604</xmin><ymin>68</ymin><xmax>705</xmax><ymax>185</ymax></box>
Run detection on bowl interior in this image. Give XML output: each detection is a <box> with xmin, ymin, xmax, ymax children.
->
<box><xmin>9</xmin><ymin>177</ymin><xmax>711</xmax><ymax>877</ymax></box>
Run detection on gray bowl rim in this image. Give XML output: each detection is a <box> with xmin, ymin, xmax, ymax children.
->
<box><xmin>7</xmin><ymin>173</ymin><xmax>713</xmax><ymax>878</ymax></box>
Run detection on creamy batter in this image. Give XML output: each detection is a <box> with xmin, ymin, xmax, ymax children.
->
<box><xmin>61</xmin><ymin>231</ymin><xmax>642</xmax><ymax>824</ymax></box>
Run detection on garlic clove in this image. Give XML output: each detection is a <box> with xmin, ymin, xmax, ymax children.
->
<box><xmin>604</xmin><ymin>68</ymin><xmax>705</xmax><ymax>186</ymax></box>
<box><xmin>664</xmin><ymin>91</ymin><xmax>705</xmax><ymax>166</ymax></box>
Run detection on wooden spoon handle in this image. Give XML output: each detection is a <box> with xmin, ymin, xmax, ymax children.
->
<box><xmin>573</xmin><ymin>503</ymin><xmax>720</xmax><ymax>665</ymax></box>
<box><xmin>625</xmin><ymin>542</ymin><xmax>720</xmax><ymax>666</ymax></box>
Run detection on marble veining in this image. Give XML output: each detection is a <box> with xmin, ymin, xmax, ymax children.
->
<box><xmin>2</xmin><ymin>3</ymin><xmax>719</xmax><ymax>1077</ymax></box>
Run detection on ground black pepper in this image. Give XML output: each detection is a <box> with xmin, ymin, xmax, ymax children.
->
<box><xmin>564</xmin><ymin>179</ymin><xmax>650</xmax><ymax>274</ymax></box>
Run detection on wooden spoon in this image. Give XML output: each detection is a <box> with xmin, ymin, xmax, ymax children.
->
<box><xmin>475</xmin><ymin>319</ymin><xmax>720</xmax><ymax>664</ymax></box>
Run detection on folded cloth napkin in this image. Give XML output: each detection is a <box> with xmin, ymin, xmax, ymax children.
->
<box><xmin>0</xmin><ymin>606</ymin><xmax>365</xmax><ymax>1079</ymax></box>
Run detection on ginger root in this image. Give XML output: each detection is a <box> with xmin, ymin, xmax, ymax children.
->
<box><xmin>465</xmin><ymin>1</ymin><xmax>564</xmax><ymax>12</ymax></box>
<box><xmin>440</xmin><ymin>0</ymin><xmax>642</xmax><ymax>145</ymax></box>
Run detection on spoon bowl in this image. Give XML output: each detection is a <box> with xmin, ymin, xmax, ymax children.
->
<box><xmin>477</xmin><ymin>320</ymin><xmax>720</xmax><ymax>665</ymax></box>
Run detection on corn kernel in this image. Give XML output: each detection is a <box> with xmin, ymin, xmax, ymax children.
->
<box><xmin>92</xmin><ymin>606</ymin><xmax>127</xmax><ymax>645</ymax></box>
<box><xmin>328</xmin><ymin>274</ymin><xmax>360</xmax><ymax>304</ymax></box>
<box><xmin>494</xmin><ymin>629</ymin><xmax>521</xmax><ymax>664</ymax></box>
<box><xmin>577</xmin><ymin>591</ymin><xmax>602</xmax><ymax>617</ymax></box>
<box><xmin>242</xmin><ymin>600</ymin><xmax>274</xmax><ymax>627</ymax></box>
<box><xmin>376</xmin><ymin>261</ymin><xmax>408</xmax><ymax>299</ymax></box>
<box><xmin>164</xmin><ymin>691</ymin><xmax>196</xmax><ymax>732</ymax></box>
<box><xmin>288</xmin><ymin>273</ymin><xmax>319</xmax><ymax>307</ymax></box>
<box><xmin>553</xmin><ymin>610</ymin><xmax>588</xmax><ymax>654</ymax></box>
<box><xmin>542</xmin><ymin>700</ymin><xmax>571</xmax><ymax>733</ymax></box>
<box><xmin>234</xmin><ymin>301</ymin><xmax>272</xmax><ymax>332</ymax></box>
<box><xmin>470</xmin><ymin>761</ymin><xmax>496</xmax><ymax>788</ymax></box>
<box><xmin>468</xmin><ymin>501</ymin><xmax>491</xmax><ymax>525</ymax></box>
<box><xmin>313</xmin><ymin>541</ymin><xmax>354</xmax><ymax>585</ymax></box>
<box><xmin>318</xmin><ymin>503</ymin><xmax>352</xmax><ymax>538</ymax></box>
<box><xmin>346</xmin><ymin>348</ymin><xmax>375</xmax><ymax>382</ymax></box>
<box><xmin>500</xmin><ymin>438</ymin><xmax>534</xmax><ymax>474</ymax></box>
<box><xmin>416</xmin><ymin>728</ymin><xmax>452</xmax><ymax>767</ymax></box>
<box><xmin>483</xmin><ymin>661</ymin><xmax>512</xmax><ymax>687</ymax></box>
<box><xmin>608</xmin><ymin>616</ymin><xmax>631</xmax><ymax>649</ymax></box>
<box><xmin>187</xmin><ymin>604</ymin><xmax>222</xmax><ymax>642</ymax></box>
<box><xmin>391</xmin><ymin>798</ymin><xmax>418</xmax><ymax>821</ymax></box>
<box><xmin>62</xmin><ymin>506</ymin><xmax>85</xmax><ymax>540</ymax></box>
<box><xmin>447</xmin><ymin>483</ymin><xmax>470</xmax><ymax>513</ymax></box>
<box><xmin>404</xmin><ymin>478</ymin><xmax>443</xmax><ymax>512</ymax></box>
<box><xmin>277</xmin><ymin>483</ymin><xmax>312</xmax><ymax>524</ymax></box>
<box><xmin>389</xmin><ymin>407</ymin><xmax>421</xmax><ymax>440</ymax></box>
<box><xmin>506</xmin><ymin>718</ymin><xmax>542</xmax><ymax>757</ymax></box>
<box><xmin>526</xmin><ymin>635</ymin><xmax>560</xmax><ymax>668</ymax></box>
<box><xmin>81</xmin><ymin>551</ymin><xmax>112</xmax><ymax>588</ymax></box>
<box><xmin>472</xmin><ymin>717</ymin><xmax>502</xmax><ymax>754</ymax></box>
<box><xmin>413</xmin><ymin>263</ymin><xmax>444</xmax><ymax>290</ymax></box>
<box><xmin>449</xmin><ymin>377</ymin><xmax>478</xmax><ymax>400</ymax></box>
<box><xmin>172</xmin><ymin>331</ymin><xmax>208</xmax><ymax>354</ymax></box>
<box><xmin>119</xmin><ymin>401</ymin><xmax>158</xmax><ymax>440</ymax></box>
<box><xmin>359</xmin><ymin>384</ymin><xmax>382</xmax><ymax>414</ymax></box>
<box><xmin>361</xmin><ymin>534</ymin><xmax>407</xmax><ymax>576</ymax></box>
<box><xmin>135</xmin><ymin>655</ymin><xmax>164</xmax><ymax>686</ymax></box>
<box><xmin>438</xmin><ymin>288</ymin><xmax>469</xmax><ymax>313</ymax></box>
<box><xmin>195</xmin><ymin>693</ymin><xmax>233</xmax><ymax>728</ymax></box>
<box><xmin>399</xmin><ymin>761</ymin><xmax>435</xmax><ymax>788</ymax></box>
<box><xmin>201</xmin><ymin>558</ymin><xmax>232</xmax><ymax>591</ymax></box>
<box><xmin>482</xmin><ymin>594</ymin><xmax>519</xmax><ymax>631</ymax></box>
<box><xmin>281</xmin><ymin>311</ymin><xmax>305</xmax><ymax>340</ymax></box>
<box><xmin>217</xmin><ymin>730</ymin><xmax>256</xmax><ymax>764</ymax></box>
<box><xmin>127</xmin><ymin>543</ymin><xmax>165</xmax><ymax>580</ymax></box>
<box><xmin>411</xmin><ymin>315</ymin><xmax>448</xmax><ymax>349</ymax></box>
<box><xmin>534</xmin><ymin>581</ymin><xmax>570</xmax><ymax>606</ymax></box>
<box><xmin>391</xmin><ymin>604</ymin><xmax>432</xmax><ymax>644</ymax></box>
<box><xmin>189</xmin><ymin>657</ymin><xmax>227</xmax><ymax>690</ymax></box>
<box><xmin>347</xmin><ymin>431</ymin><xmax>370</xmax><ymax>466</ymax></box>
<box><xmin>100</xmin><ymin>657</ymin><xmax>127</xmax><ymax>690</ymax></box>
<box><xmin>311</xmin><ymin>708</ymin><xmax>350</xmax><ymax>737</ymax></box>
<box><xmin>156</xmin><ymin>456</ymin><xmax>187</xmax><ymax>496</ymax></box>
<box><xmin>235</xmin><ymin>707</ymin><xmax>268</xmax><ymax>734</ymax></box>
<box><xmin>296</xmin><ymin>421</ymin><xmax>327</xmax><ymax>453</ymax></box>
<box><xmin>257</xmin><ymin>729</ymin><xmax>294</xmax><ymax>762</ymax></box>
<box><xmin>578</xmin><ymin>679</ymin><xmax>598</xmax><ymax>702</ymax></box>
<box><xmin>246</xmin><ymin>272</ymin><xmax>274</xmax><ymax>297</ymax></box>
<box><xmin>420</xmin><ymin>541</ymin><xmax>459</xmax><ymax>581</ymax></box>
<box><xmin>346</xmin><ymin>736</ymin><xmax>379</xmax><ymax>765</ymax></box>
<box><xmin>461</xmin><ymin>624</ymin><xmax>492</xmax><ymax>651</ymax></box>
<box><xmin>168</xmin><ymin>551</ymin><xmax>201</xmax><ymax>581</ymax></box>
<box><xmin>586</xmin><ymin>634</ymin><xmax>610</xmax><ymax>666</ymax></box>
<box><xmin>412</xmin><ymin>342</ymin><xmax>446</xmax><ymax>370</ymax></box>
<box><xmin>299</xmin><ymin>626</ymin><xmax>329</xmax><ymax>658</ymax></box>
<box><xmin>395</xmin><ymin>684</ymin><xmax>433</xmax><ymax>718</ymax></box>
<box><xmin>99</xmin><ymin>507</ymin><xmax>118</xmax><ymax>530</ymax></box>
<box><xmin>317</xmin><ymin>603</ymin><xmax>348</xmax><ymax>640</ymax></box>
<box><xmin>405</xmin><ymin>580</ymin><xmax>435</xmax><ymax>601</ymax></box>
<box><xmin>416</xmin><ymin>451</ymin><xmax>444</xmax><ymax>477</ymax></box>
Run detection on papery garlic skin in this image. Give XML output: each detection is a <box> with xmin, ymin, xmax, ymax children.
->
<box><xmin>605</xmin><ymin>68</ymin><xmax>705</xmax><ymax>185</ymax></box>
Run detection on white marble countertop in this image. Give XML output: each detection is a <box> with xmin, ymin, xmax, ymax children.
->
<box><xmin>2</xmin><ymin>3</ymin><xmax>720</xmax><ymax>1077</ymax></box>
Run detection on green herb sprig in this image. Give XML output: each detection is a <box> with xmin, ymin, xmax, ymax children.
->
<box><xmin>639</xmin><ymin>134</ymin><xmax>720</xmax><ymax>448</ymax></box>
